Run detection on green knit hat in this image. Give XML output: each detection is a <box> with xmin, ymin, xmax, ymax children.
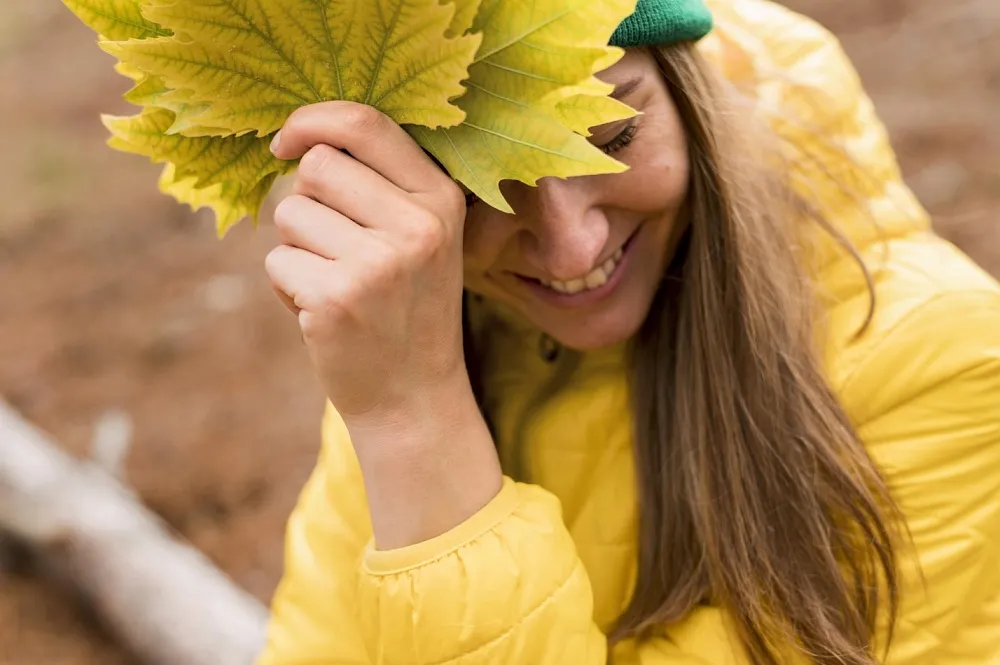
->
<box><xmin>610</xmin><ymin>0</ymin><xmax>714</xmax><ymax>48</ymax></box>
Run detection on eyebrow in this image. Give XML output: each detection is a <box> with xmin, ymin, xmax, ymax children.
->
<box><xmin>610</xmin><ymin>76</ymin><xmax>643</xmax><ymax>100</ymax></box>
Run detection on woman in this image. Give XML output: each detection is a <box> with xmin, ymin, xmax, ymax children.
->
<box><xmin>259</xmin><ymin>0</ymin><xmax>1000</xmax><ymax>663</ymax></box>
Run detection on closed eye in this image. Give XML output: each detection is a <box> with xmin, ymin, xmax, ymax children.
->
<box><xmin>596</xmin><ymin>120</ymin><xmax>639</xmax><ymax>155</ymax></box>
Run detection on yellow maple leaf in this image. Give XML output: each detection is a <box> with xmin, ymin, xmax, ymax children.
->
<box><xmin>445</xmin><ymin>0</ymin><xmax>480</xmax><ymax>38</ymax></box>
<box><xmin>103</xmin><ymin>0</ymin><xmax>483</xmax><ymax>137</ymax></box>
<box><xmin>64</xmin><ymin>0</ymin><xmax>644</xmax><ymax>230</ymax></box>
<box><xmin>103</xmin><ymin>108</ymin><xmax>290</xmax><ymax>189</ymax></box>
<box><xmin>414</xmin><ymin>0</ymin><xmax>639</xmax><ymax>213</ymax></box>
<box><xmin>159</xmin><ymin>164</ymin><xmax>278</xmax><ymax>237</ymax></box>
<box><xmin>63</xmin><ymin>0</ymin><xmax>269</xmax><ymax>235</ymax></box>
<box><xmin>540</xmin><ymin>49</ymin><xmax>637</xmax><ymax>136</ymax></box>
<box><xmin>103</xmin><ymin>108</ymin><xmax>293</xmax><ymax>236</ymax></box>
<box><xmin>62</xmin><ymin>0</ymin><xmax>170</xmax><ymax>40</ymax></box>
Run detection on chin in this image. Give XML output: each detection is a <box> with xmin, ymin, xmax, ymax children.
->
<box><xmin>535</xmin><ymin>304</ymin><xmax>647</xmax><ymax>352</ymax></box>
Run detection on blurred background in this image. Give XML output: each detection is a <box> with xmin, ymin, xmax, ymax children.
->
<box><xmin>1</xmin><ymin>0</ymin><xmax>998</xmax><ymax>662</ymax></box>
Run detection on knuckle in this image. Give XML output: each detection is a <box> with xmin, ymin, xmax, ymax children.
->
<box><xmin>405</xmin><ymin>212</ymin><xmax>448</xmax><ymax>258</ymax></box>
<box><xmin>297</xmin><ymin>145</ymin><xmax>336</xmax><ymax>187</ymax></box>
<box><xmin>365</xmin><ymin>242</ymin><xmax>403</xmax><ymax>281</ymax></box>
<box><xmin>342</xmin><ymin>103</ymin><xmax>386</xmax><ymax>136</ymax></box>
<box><xmin>263</xmin><ymin>245</ymin><xmax>287</xmax><ymax>277</ymax></box>
<box><xmin>272</xmin><ymin>195</ymin><xmax>306</xmax><ymax>232</ymax></box>
<box><xmin>297</xmin><ymin>310</ymin><xmax>326</xmax><ymax>341</ymax></box>
<box><xmin>439</xmin><ymin>185</ymin><xmax>467</xmax><ymax>224</ymax></box>
<box><xmin>318</xmin><ymin>286</ymin><xmax>355</xmax><ymax>322</ymax></box>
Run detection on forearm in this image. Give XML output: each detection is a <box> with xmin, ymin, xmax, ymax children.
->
<box><xmin>343</xmin><ymin>371</ymin><xmax>503</xmax><ymax>550</ymax></box>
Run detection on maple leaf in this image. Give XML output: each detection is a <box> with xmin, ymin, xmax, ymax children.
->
<box><xmin>414</xmin><ymin>0</ymin><xmax>640</xmax><ymax>212</ymax></box>
<box><xmin>103</xmin><ymin>108</ymin><xmax>288</xmax><ymax>188</ymax></box>
<box><xmin>62</xmin><ymin>0</ymin><xmax>293</xmax><ymax>236</ymax></box>
<box><xmin>63</xmin><ymin>0</ymin><xmax>643</xmax><ymax>232</ymax></box>
<box><xmin>544</xmin><ymin>55</ymin><xmax>639</xmax><ymax>137</ymax></box>
<box><xmin>159</xmin><ymin>163</ymin><xmax>279</xmax><ymax>235</ymax></box>
<box><xmin>104</xmin><ymin>0</ymin><xmax>483</xmax><ymax>137</ymax></box>
<box><xmin>62</xmin><ymin>0</ymin><xmax>170</xmax><ymax>40</ymax></box>
<box><xmin>102</xmin><ymin>108</ymin><xmax>291</xmax><ymax>235</ymax></box>
<box><xmin>445</xmin><ymin>0</ymin><xmax>480</xmax><ymax>38</ymax></box>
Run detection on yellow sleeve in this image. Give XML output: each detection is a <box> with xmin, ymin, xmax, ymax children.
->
<box><xmin>354</xmin><ymin>474</ymin><xmax>725</xmax><ymax>665</ymax></box>
<box><xmin>256</xmin><ymin>409</ymin><xmax>373</xmax><ymax>665</ymax></box>
<box><xmin>256</xmin><ymin>407</ymin><xmax>727</xmax><ymax>664</ymax></box>
<box><xmin>844</xmin><ymin>290</ymin><xmax>1000</xmax><ymax>662</ymax></box>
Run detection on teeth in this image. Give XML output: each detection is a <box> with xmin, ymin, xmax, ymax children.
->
<box><xmin>541</xmin><ymin>247</ymin><xmax>624</xmax><ymax>295</ymax></box>
<box><xmin>585</xmin><ymin>269</ymin><xmax>608</xmax><ymax>289</ymax></box>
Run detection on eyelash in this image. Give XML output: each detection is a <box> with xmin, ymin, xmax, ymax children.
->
<box><xmin>464</xmin><ymin>121</ymin><xmax>639</xmax><ymax>208</ymax></box>
<box><xmin>598</xmin><ymin>121</ymin><xmax>639</xmax><ymax>155</ymax></box>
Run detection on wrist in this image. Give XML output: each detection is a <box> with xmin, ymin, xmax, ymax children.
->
<box><xmin>341</xmin><ymin>368</ymin><xmax>482</xmax><ymax>446</ymax></box>
<box><xmin>342</xmin><ymin>371</ymin><xmax>503</xmax><ymax>550</ymax></box>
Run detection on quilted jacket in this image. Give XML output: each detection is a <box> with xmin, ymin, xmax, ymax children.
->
<box><xmin>258</xmin><ymin>1</ymin><xmax>1000</xmax><ymax>662</ymax></box>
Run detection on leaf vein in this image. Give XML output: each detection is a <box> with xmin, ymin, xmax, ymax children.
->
<box><xmin>480</xmin><ymin>59</ymin><xmax>562</xmax><ymax>83</ymax></box>
<box><xmin>363</xmin><ymin>0</ymin><xmax>405</xmax><ymax>105</ymax></box>
<box><xmin>465</xmin><ymin>122</ymin><xmax>587</xmax><ymax>160</ymax></box>
<box><xmin>218</xmin><ymin>0</ymin><xmax>323</xmax><ymax>100</ymax></box>
<box><xmin>75</xmin><ymin>2</ymin><xmax>171</xmax><ymax>38</ymax></box>
<box><xmin>307</xmin><ymin>0</ymin><xmax>345</xmax><ymax>98</ymax></box>
<box><xmin>475</xmin><ymin>7</ymin><xmax>577</xmax><ymax>62</ymax></box>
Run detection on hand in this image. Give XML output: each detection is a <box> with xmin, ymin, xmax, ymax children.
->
<box><xmin>265</xmin><ymin>102</ymin><xmax>501</xmax><ymax>548</ymax></box>
<box><xmin>265</xmin><ymin>101</ymin><xmax>469</xmax><ymax>423</ymax></box>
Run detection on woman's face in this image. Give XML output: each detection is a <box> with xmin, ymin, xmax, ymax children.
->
<box><xmin>462</xmin><ymin>48</ymin><xmax>691</xmax><ymax>351</ymax></box>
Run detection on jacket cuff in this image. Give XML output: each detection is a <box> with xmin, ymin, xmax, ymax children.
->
<box><xmin>362</xmin><ymin>476</ymin><xmax>519</xmax><ymax>574</ymax></box>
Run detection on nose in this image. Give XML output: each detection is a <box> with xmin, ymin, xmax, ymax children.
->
<box><xmin>506</xmin><ymin>176</ymin><xmax>608</xmax><ymax>281</ymax></box>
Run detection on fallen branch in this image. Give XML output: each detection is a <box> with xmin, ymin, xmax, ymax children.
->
<box><xmin>0</xmin><ymin>400</ymin><xmax>268</xmax><ymax>665</ymax></box>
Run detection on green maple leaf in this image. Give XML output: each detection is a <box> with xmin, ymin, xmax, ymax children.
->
<box><xmin>103</xmin><ymin>0</ymin><xmax>483</xmax><ymax>136</ymax></box>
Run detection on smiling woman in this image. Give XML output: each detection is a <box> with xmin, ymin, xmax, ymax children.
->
<box><xmin>462</xmin><ymin>49</ymin><xmax>691</xmax><ymax>350</ymax></box>
<box><xmin>259</xmin><ymin>0</ymin><xmax>1000</xmax><ymax>664</ymax></box>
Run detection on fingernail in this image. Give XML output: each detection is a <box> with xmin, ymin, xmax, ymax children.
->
<box><xmin>269</xmin><ymin>131</ymin><xmax>282</xmax><ymax>155</ymax></box>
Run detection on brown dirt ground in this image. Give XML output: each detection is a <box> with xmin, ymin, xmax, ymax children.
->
<box><xmin>0</xmin><ymin>1</ymin><xmax>997</xmax><ymax>662</ymax></box>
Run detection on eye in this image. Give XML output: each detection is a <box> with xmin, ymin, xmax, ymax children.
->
<box><xmin>596</xmin><ymin>121</ymin><xmax>639</xmax><ymax>155</ymax></box>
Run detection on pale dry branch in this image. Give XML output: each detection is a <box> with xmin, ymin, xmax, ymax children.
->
<box><xmin>0</xmin><ymin>400</ymin><xmax>268</xmax><ymax>665</ymax></box>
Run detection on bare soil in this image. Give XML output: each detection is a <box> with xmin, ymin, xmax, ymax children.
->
<box><xmin>1</xmin><ymin>0</ymin><xmax>997</xmax><ymax>662</ymax></box>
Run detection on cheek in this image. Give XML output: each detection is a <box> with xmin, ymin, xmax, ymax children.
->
<box><xmin>462</xmin><ymin>210</ymin><xmax>513</xmax><ymax>284</ymax></box>
<box><xmin>615</xmin><ymin>129</ymin><xmax>690</xmax><ymax>217</ymax></box>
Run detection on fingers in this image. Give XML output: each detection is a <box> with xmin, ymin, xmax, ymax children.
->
<box><xmin>290</xmin><ymin>144</ymin><xmax>416</xmax><ymax>232</ymax></box>
<box><xmin>271</xmin><ymin>101</ymin><xmax>449</xmax><ymax>195</ymax></box>
<box><xmin>264</xmin><ymin>244</ymin><xmax>338</xmax><ymax>314</ymax></box>
<box><xmin>272</xmin><ymin>284</ymin><xmax>300</xmax><ymax>315</ymax></box>
<box><xmin>274</xmin><ymin>194</ymin><xmax>371</xmax><ymax>259</ymax></box>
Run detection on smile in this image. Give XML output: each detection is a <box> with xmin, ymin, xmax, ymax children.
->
<box><xmin>507</xmin><ymin>227</ymin><xmax>641</xmax><ymax>309</ymax></box>
<box><xmin>540</xmin><ymin>247</ymin><xmax>624</xmax><ymax>295</ymax></box>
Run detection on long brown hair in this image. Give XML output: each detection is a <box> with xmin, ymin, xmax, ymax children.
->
<box><xmin>464</xmin><ymin>41</ymin><xmax>901</xmax><ymax>665</ymax></box>
<box><xmin>610</xmin><ymin>44</ymin><xmax>899</xmax><ymax>663</ymax></box>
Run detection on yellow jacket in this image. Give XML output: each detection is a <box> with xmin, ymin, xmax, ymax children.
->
<box><xmin>258</xmin><ymin>1</ymin><xmax>1000</xmax><ymax>663</ymax></box>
